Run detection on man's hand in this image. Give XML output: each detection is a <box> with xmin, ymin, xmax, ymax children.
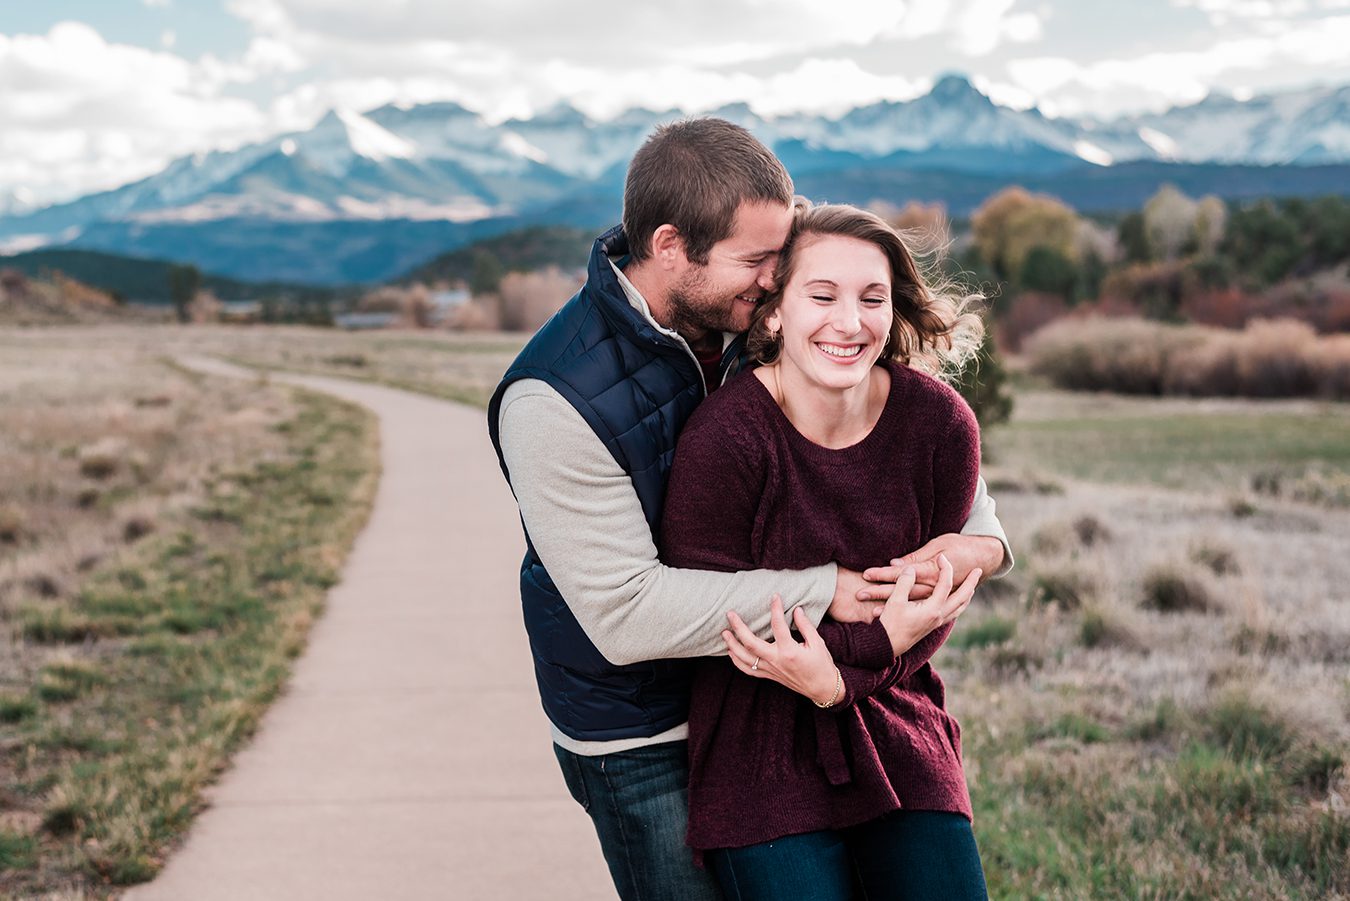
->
<box><xmin>829</xmin><ymin>566</ymin><xmax>885</xmax><ymax>622</ymax></box>
<box><xmin>857</xmin><ymin>534</ymin><xmax>1004</xmax><ymax>602</ymax></box>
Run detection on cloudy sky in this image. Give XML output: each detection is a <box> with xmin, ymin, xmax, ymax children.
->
<box><xmin>3</xmin><ymin>0</ymin><xmax>1349</xmax><ymax>207</ymax></box>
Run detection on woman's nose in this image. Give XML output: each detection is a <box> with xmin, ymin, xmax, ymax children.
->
<box><xmin>833</xmin><ymin>300</ymin><xmax>861</xmax><ymax>334</ymax></box>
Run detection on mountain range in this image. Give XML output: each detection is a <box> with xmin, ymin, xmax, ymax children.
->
<box><xmin>1</xmin><ymin>74</ymin><xmax>1347</xmax><ymax>286</ymax></box>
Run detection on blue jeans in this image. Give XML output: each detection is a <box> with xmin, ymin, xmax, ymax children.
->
<box><xmin>554</xmin><ymin>741</ymin><xmax>722</xmax><ymax>901</ymax></box>
<box><xmin>706</xmin><ymin>810</ymin><xmax>988</xmax><ymax>901</ymax></box>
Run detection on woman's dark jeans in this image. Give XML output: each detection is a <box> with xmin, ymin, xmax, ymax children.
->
<box><xmin>706</xmin><ymin>809</ymin><xmax>988</xmax><ymax>901</ymax></box>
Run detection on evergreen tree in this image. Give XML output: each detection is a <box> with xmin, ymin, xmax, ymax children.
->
<box><xmin>168</xmin><ymin>264</ymin><xmax>200</xmax><ymax>324</ymax></box>
<box><xmin>953</xmin><ymin>331</ymin><xmax>1013</xmax><ymax>429</ymax></box>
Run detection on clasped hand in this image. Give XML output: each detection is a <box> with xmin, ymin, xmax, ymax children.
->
<box><xmin>722</xmin><ymin>554</ymin><xmax>981</xmax><ymax>706</ymax></box>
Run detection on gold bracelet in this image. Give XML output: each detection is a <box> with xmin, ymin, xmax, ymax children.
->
<box><xmin>814</xmin><ymin>667</ymin><xmax>842</xmax><ymax>709</ymax></box>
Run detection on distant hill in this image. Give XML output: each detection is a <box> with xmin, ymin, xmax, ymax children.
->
<box><xmin>399</xmin><ymin>225</ymin><xmax>594</xmax><ymax>285</ymax></box>
<box><xmin>0</xmin><ymin>248</ymin><xmax>342</xmax><ymax>305</ymax></box>
<box><xmin>0</xmin><ymin>268</ymin><xmax>162</xmax><ymax>325</ymax></box>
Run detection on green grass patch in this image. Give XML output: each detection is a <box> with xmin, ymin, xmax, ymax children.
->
<box><xmin>949</xmin><ymin>615</ymin><xmax>1016</xmax><ymax>649</ymax></box>
<box><xmin>968</xmin><ymin>684</ymin><xmax>1350</xmax><ymax>900</ymax></box>
<box><xmin>0</xmin><ymin>831</ymin><xmax>38</xmax><ymax>871</ymax></box>
<box><xmin>986</xmin><ymin>402</ymin><xmax>1350</xmax><ymax>492</ymax></box>
<box><xmin>0</xmin><ymin>389</ymin><xmax>378</xmax><ymax>897</ymax></box>
<box><xmin>1029</xmin><ymin>713</ymin><xmax>1111</xmax><ymax>745</ymax></box>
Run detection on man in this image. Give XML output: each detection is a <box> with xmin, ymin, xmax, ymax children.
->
<box><xmin>488</xmin><ymin>118</ymin><xmax>1011</xmax><ymax>900</ymax></box>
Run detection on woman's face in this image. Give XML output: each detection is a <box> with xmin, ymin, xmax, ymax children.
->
<box><xmin>765</xmin><ymin>233</ymin><xmax>893</xmax><ymax>394</ymax></box>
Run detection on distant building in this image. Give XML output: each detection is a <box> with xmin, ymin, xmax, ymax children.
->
<box><xmin>334</xmin><ymin>311</ymin><xmax>400</xmax><ymax>330</ymax></box>
<box><xmin>219</xmin><ymin>300</ymin><xmax>262</xmax><ymax>323</ymax></box>
<box><xmin>426</xmin><ymin>288</ymin><xmax>470</xmax><ymax>326</ymax></box>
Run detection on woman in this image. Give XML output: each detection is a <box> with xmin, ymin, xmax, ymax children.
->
<box><xmin>660</xmin><ymin>202</ymin><xmax>989</xmax><ymax>900</ymax></box>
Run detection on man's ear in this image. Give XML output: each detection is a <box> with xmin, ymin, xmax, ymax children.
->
<box><xmin>650</xmin><ymin>224</ymin><xmax>686</xmax><ymax>271</ymax></box>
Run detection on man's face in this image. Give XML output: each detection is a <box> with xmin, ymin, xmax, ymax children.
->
<box><xmin>666</xmin><ymin>201</ymin><xmax>794</xmax><ymax>341</ymax></box>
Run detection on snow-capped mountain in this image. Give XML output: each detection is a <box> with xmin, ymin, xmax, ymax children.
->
<box><xmin>0</xmin><ymin>75</ymin><xmax>1345</xmax><ymax>283</ymax></box>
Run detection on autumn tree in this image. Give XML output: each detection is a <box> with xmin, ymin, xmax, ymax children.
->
<box><xmin>497</xmin><ymin>267</ymin><xmax>582</xmax><ymax>332</ymax></box>
<box><xmin>1143</xmin><ymin>184</ymin><xmax>1198</xmax><ymax>261</ymax></box>
<box><xmin>970</xmin><ymin>187</ymin><xmax>1080</xmax><ymax>283</ymax></box>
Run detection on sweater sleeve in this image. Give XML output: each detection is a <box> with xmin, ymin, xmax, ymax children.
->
<box><xmin>498</xmin><ymin>380</ymin><xmax>836</xmax><ymax>666</ymax></box>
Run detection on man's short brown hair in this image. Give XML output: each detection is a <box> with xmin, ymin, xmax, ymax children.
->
<box><xmin>622</xmin><ymin>117</ymin><xmax>794</xmax><ymax>265</ymax></box>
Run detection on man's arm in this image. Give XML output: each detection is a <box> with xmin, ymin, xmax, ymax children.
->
<box><xmin>498</xmin><ymin>380</ymin><xmax>837</xmax><ymax>665</ymax></box>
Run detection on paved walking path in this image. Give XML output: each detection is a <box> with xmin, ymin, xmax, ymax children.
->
<box><xmin>129</xmin><ymin>359</ymin><xmax>612</xmax><ymax>900</ymax></box>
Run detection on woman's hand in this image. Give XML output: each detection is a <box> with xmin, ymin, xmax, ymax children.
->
<box><xmin>880</xmin><ymin>554</ymin><xmax>981</xmax><ymax>657</ymax></box>
<box><xmin>723</xmin><ymin>595</ymin><xmax>840</xmax><ymax>706</ymax></box>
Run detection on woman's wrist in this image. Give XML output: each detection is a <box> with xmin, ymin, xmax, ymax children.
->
<box><xmin>813</xmin><ymin>666</ymin><xmax>843</xmax><ymax>708</ymax></box>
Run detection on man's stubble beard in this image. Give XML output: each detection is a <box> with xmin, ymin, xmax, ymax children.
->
<box><xmin>666</xmin><ymin>268</ymin><xmax>741</xmax><ymax>344</ymax></box>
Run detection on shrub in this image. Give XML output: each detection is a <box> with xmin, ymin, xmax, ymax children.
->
<box><xmin>0</xmin><ymin>502</ymin><xmax>24</xmax><ymax>543</ymax></box>
<box><xmin>1026</xmin><ymin>316</ymin><xmax>1193</xmax><ymax>394</ymax></box>
<box><xmin>1026</xmin><ymin>315</ymin><xmax>1349</xmax><ymax>399</ymax></box>
<box><xmin>1190</xmin><ymin>542</ymin><xmax>1240</xmax><ymax>576</ymax></box>
<box><xmin>1141</xmin><ymin>564</ymin><xmax>1218</xmax><ymax>613</ymax></box>
<box><xmin>1029</xmin><ymin>568</ymin><xmax>1089</xmax><ymax>610</ymax></box>
<box><xmin>77</xmin><ymin>438</ymin><xmax>128</xmax><ymax>480</ymax></box>
<box><xmin>122</xmin><ymin>514</ymin><xmax>156</xmax><ymax>542</ymax></box>
<box><xmin>1206</xmin><ymin>693</ymin><xmax>1292</xmax><ymax>762</ymax></box>
<box><xmin>1072</xmin><ymin>515</ymin><xmax>1110</xmax><ymax>547</ymax></box>
<box><xmin>0</xmin><ymin>693</ymin><xmax>38</xmax><ymax>724</ymax></box>
<box><xmin>1233</xmin><ymin>319</ymin><xmax>1317</xmax><ymax>397</ymax></box>
<box><xmin>1080</xmin><ymin>607</ymin><xmax>1140</xmax><ymax>650</ymax></box>
<box><xmin>1312</xmin><ymin>334</ymin><xmax>1350</xmax><ymax>399</ymax></box>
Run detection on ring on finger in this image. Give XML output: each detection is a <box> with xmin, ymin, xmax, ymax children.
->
<box><xmin>751</xmin><ymin>656</ymin><xmax>761</xmax><ymax>672</ymax></box>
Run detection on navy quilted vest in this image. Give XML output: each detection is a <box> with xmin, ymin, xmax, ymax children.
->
<box><xmin>487</xmin><ymin>226</ymin><xmax>745</xmax><ymax>741</ymax></box>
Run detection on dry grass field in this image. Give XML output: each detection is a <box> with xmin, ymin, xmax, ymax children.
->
<box><xmin>962</xmin><ymin>387</ymin><xmax>1350</xmax><ymax>899</ymax></box>
<box><xmin>2</xmin><ymin>323</ymin><xmax>1345</xmax><ymax>898</ymax></box>
<box><xmin>178</xmin><ymin>323</ymin><xmax>1347</xmax><ymax>897</ymax></box>
<box><xmin>0</xmin><ymin>327</ymin><xmax>379</xmax><ymax>896</ymax></box>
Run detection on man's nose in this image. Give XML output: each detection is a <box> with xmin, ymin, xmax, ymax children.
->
<box><xmin>756</xmin><ymin>264</ymin><xmax>775</xmax><ymax>291</ymax></box>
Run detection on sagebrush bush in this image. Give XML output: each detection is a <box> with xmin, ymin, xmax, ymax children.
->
<box><xmin>0</xmin><ymin>502</ymin><xmax>24</xmax><ymax>543</ymax></box>
<box><xmin>1025</xmin><ymin>316</ymin><xmax>1350</xmax><ymax>399</ymax></box>
<box><xmin>1141</xmin><ymin>563</ymin><xmax>1219</xmax><ymax>613</ymax></box>
<box><xmin>77</xmin><ymin>438</ymin><xmax>128</xmax><ymax>480</ymax></box>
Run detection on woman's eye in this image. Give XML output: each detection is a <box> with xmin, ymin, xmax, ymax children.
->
<box><xmin>863</xmin><ymin>296</ymin><xmax>888</xmax><ymax>305</ymax></box>
<box><xmin>810</xmin><ymin>295</ymin><xmax>834</xmax><ymax>303</ymax></box>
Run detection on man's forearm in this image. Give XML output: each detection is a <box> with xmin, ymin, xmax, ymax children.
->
<box><xmin>961</xmin><ymin>475</ymin><xmax>1013</xmax><ymax>577</ymax></box>
<box><xmin>498</xmin><ymin>380</ymin><xmax>835</xmax><ymax>664</ymax></box>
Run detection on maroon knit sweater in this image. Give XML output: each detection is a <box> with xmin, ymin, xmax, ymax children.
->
<box><xmin>659</xmin><ymin>360</ymin><xmax>980</xmax><ymax>853</ymax></box>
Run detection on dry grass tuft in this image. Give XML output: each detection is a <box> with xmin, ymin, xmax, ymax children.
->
<box><xmin>76</xmin><ymin>439</ymin><xmax>127</xmax><ymax>480</ymax></box>
<box><xmin>1190</xmin><ymin>541</ymin><xmax>1241</xmax><ymax>576</ymax></box>
<box><xmin>1029</xmin><ymin>566</ymin><xmax>1092</xmax><ymax>610</ymax></box>
<box><xmin>0</xmin><ymin>502</ymin><xmax>24</xmax><ymax>543</ymax></box>
<box><xmin>1140</xmin><ymin>563</ymin><xmax>1221</xmax><ymax>614</ymax></box>
<box><xmin>120</xmin><ymin>514</ymin><xmax>155</xmax><ymax>543</ymax></box>
<box><xmin>1079</xmin><ymin>605</ymin><xmax>1142</xmax><ymax>650</ymax></box>
<box><xmin>1072</xmin><ymin>514</ymin><xmax>1111</xmax><ymax>547</ymax></box>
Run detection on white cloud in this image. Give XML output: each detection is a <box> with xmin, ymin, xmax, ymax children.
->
<box><xmin>0</xmin><ymin>22</ymin><xmax>267</xmax><ymax>204</ymax></box>
<box><xmin>1007</xmin><ymin>15</ymin><xmax>1350</xmax><ymax>116</ymax></box>
<box><xmin>0</xmin><ymin>1</ymin><xmax>1346</xmax><ymax>207</ymax></box>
